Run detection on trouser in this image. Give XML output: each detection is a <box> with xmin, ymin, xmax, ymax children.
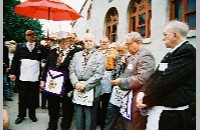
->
<box><xmin>99</xmin><ymin>93</ymin><xmax>111</xmax><ymax>130</ymax></box>
<box><xmin>48</xmin><ymin>94</ymin><xmax>74</xmax><ymax>130</ymax></box>
<box><xmin>121</xmin><ymin>95</ymin><xmax>147</xmax><ymax>130</ymax></box>
<box><xmin>104</xmin><ymin>97</ymin><xmax>147</xmax><ymax>130</ymax></box>
<box><xmin>75</xmin><ymin>98</ymin><xmax>100</xmax><ymax>130</ymax></box>
<box><xmin>159</xmin><ymin>108</ymin><xmax>193</xmax><ymax>130</ymax></box>
<box><xmin>3</xmin><ymin>74</ymin><xmax>11</xmax><ymax>99</ymax></box>
<box><xmin>41</xmin><ymin>92</ymin><xmax>48</xmax><ymax>107</ymax></box>
<box><xmin>18</xmin><ymin>81</ymin><xmax>39</xmax><ymax>118</ymax></box>
<box><xmin>103</xmin><ymin>103</ymin><xmax>119</xmax><ymax>130</ymax></box>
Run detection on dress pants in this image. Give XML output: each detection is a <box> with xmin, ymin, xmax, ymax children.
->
<box><xmin>75</xmin><ymin>98</ymin><xmax>100</xmax><ymax>130</ymax></box>
<box><xmin>103</xmin><ymin>103</ymin><xmax>119</xmax><ymax>130</ymax></box>
<box><xmin>104</xmin><ymin>98</ymin><xmax>147</xmax><ymax>130</ymax></box>
<box><xmin>159</xmin><ymin>108</ymin><xmax>193</xmax><ymax>130</ymax></box>
<box><xmin>41</xmin><ymin>92</ymin><xmax>48</xmax><ymax>107</ymax></box>
<box><xmin>99</xmin><ymin>93</ymin><xmax>111</xmax><ymax>130</ymax></box>
<box><xmin>47</xmin><ymin>94</ymin><xmax>74</xmax><ymax>130</ymax></box>
<box><xmin>18</xmin><ymin>81</ymin><xmax>39</xmax><ymax>118</ymax></box>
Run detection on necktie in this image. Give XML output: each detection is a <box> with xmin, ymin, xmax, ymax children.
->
<box><xmin>29</xmin><ymin>44</ymin><xmax>34</xmax><ymax>52</ymax></box>
<box><xmin>56</xmin><ymin>50</ymin><xmax>64</xmax><ymax>67</ymax></box>
<box><xmin>84</xmin><ymin>52</ymin><xmax>89</xmax><ymax>64</ymax></box>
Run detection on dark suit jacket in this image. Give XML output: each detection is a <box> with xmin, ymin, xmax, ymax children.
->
<box><xmin>143</xmin><ymin>41</ymin><xmax>196</xmax><ymax>108</ymax></box>
<box><xmin>10</xmin><ymin>42</ymin><xmax>46</xmax><ymax>78</ymax></box>
<box><xmin>3</xmin><ymin>45</ymin><xmax>9</xmax><ymax>74</ymax></box>
<box><xmin>42</xmin><ymin>45</ymin><xmax>82</xmax><ymax>94</ymax></box>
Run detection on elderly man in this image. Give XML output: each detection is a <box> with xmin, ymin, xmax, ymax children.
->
<box><xmin>10</xmin><ymin>30</ymin><xmax>46</xmax><ymax>124</ymax></box>
<box><xmin>104</xmin><ymin>32</ymin><xmax>155</xmax><ymax>130</ymax></box>
<box><xmin>70</xmin><ymin>33</ymin><xmax>105</xmax><ymax>130</ymax></box>
<box><xmin>40</xmin><ymin>32</ymin><xmax>82</xmax><ymax>130</ymax></box>
<box><xmin>136</xmin><ymin>20</ymin><xmax>196</xmax><ymax>130</ymax></box>
<box><xmin>97</xmin><ymin>36</ymin><xmax>118</xmax><ymax>130</ymax></box>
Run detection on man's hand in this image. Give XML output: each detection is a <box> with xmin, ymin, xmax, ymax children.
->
<box><xmin>75</xmin><ymin>82</ymin><xmax>85</xmax><ymax>92</ymax></box>
<box><xmin>111</xmin><ymin>78</ymin><xmax>120</xmax><ymax>86</ymax></box>
<box><xmin>6</xmin><ymin>68</ymin><xmax>10</xmax><ymax>73</ymax></box>
<box><xmin>136</xmin><ymin>92</ymin><xmax>147</xmax><ymax>109</ymax></box>
<box><xmin>9</xmin><ymin>74</ymin><xmax>16</xmax><ymax>81</ymax></box>
<box><xmin>40</xmin><ymin>81</ymin><xmax>45</xmax><ymax>91</ymax></box>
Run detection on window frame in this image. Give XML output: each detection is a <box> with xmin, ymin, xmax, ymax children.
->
<box><xmin>106</xmin><ymin>9</ymin><xmax>118</xmax><ymax>43</ymax></box>
<box><xmin>170</xmin><ymin>0</ymin><xmax>196</xmax><ymax>30</ymax></box>
<box><xmin>129</xmin><ymin>0</ymin><xmax>151</xmax><ymax>38</ymax></box>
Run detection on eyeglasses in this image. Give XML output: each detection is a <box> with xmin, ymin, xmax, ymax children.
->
<box><xmin>68</xmin><ymin>37</ymin><xmax>75</xmax><ymax>39</ymax></box>
<box><xmin>26</xmin><ymin>33</ymin><xmax>35</xmax><ymax>36</ymax></box>
<box><xmin>100</xmin><ymin>41</ymin><xmax>108</xmax><ymax>43</ymax></box>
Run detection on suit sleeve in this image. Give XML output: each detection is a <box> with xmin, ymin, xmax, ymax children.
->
<box><xmin>143</xmin><ymin>47</ymin><xmax>196</xmax><ymax>106</ymax></box>
<box><xmin>10</xmin><ymin>44</ymin><xmax>21</xmax><ymax>75</ymax></box>
<box><xmin>3</xmin><ymin>46</ymin><xmax>9</xmax><ymax>68</ymax></box>
<box><xmin>69</xmin><ymin>52</ymin><xmax>80</xmax><ymax>87</ymax></box>
<box><xmin>120</xmin><ymin>52</ymin><xmax>155</xmax><ymax>90</ymax></box>
<box><xmin>84</xmin><ymin>53</ymin><xmax>105</xmax><ymax>91</ymax></box>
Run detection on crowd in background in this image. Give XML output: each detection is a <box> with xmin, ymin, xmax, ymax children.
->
<box><xmin>3</xmin><ymin>20</ymin><xmax>196</xmax><ymax>130</ymax></box>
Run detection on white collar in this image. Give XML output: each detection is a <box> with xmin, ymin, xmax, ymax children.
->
<box><xmin>170</xmin><ymin>40</ymin><xmax>187</xmax><ymax>53</ymax></box>
<box><xmin>27</xmin><ymin>42</ymin><xmax>36</xmax><ymax>46</ymax></box>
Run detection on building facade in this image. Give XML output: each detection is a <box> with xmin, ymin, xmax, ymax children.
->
<box><xmin>72</xmin><ymin>0</ymin><xmax>196</xmax><ymax>63</ymax></box>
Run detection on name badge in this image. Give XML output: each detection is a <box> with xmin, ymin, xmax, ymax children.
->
<box><xmin>37</xmin><ymin>50</ymin><xmax>41</xmax><ymax>53</ymax></box>
<box><xmin>158</xmin><ymin>63</ymin><xmax>168</xmax><ymax>71</ymax></box>
<box><xmin>127</xmin><ymin>64</ymin><xmax>133</xmax><ymax>70</ymax></box>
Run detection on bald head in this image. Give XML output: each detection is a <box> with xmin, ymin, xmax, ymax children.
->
<box><xmin>26</xmin><ymin>30</ymin><xmax>34</xmax><ymax>35</ymax></box>
<box><xmin>25</xmin><ymin>30</ymin><xmax>36</xmax><ymax>43</ymax></box>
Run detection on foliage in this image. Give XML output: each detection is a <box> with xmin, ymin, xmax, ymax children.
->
<box><xmin>3</xmin><ymin>0</ymin><xmax>45</xmax><ymax>43</ymax></box>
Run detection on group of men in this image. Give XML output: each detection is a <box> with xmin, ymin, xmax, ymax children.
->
<box><xmin>7</xmin><ymin>20</ymin><xmax>195</xmax><ymax>130</ymax></box>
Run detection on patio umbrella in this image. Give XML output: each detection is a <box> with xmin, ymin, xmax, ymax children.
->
<box><xmin>14</xmin><ymin>0</ymin><xmax>82</xmax><ymax>38</ymax></box>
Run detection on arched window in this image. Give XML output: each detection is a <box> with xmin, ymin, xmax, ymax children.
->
<box><xmin>129</xmin><ymin>0</ymin><xmax>151</xmax><ymax>37</ymax></box>
<box><xmin>170</xmin><ymin>0</ymin><xmax>196</xmax><ymax>30</ymax></box>
<box><xmin>105</xmin><ymin>7</ymin><xmax>118</xmax><ymax>43</ymax></box>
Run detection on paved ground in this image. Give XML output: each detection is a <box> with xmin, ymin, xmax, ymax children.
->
<box><xmin>3</xmin><ymin>93</ymin><xmax>101</xmax><ymax>130</ymax></box>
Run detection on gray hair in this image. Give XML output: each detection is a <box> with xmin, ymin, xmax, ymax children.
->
<box><xmin>83</xmin><ymin>33</ymin><xmax>96</xmax><ymax>44</ymax></box>
<box><xmin>125</xmin><ymin>32</ymin><xmax>143</xmax><ymax>43</ymax></box>
<box><xmin>167</xmin><ymin>20</ymin><xmax>189</xmax><ymax>37</ymax></box>
<box><xmin>100</xmin><ymin>36</ymin><xmax>109</xmax><ymax>42</ymax></box>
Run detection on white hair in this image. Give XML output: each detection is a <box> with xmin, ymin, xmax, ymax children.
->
<box><xmin>125</xmin><ymin>32</ymin><xmax>143</xmax><ymax>43</ymax></box>
<box><xmin>83</xmin><ymin>33</ymin><xmax>96</xmax><ymax>44</ymax></box>
<box><xmin>166</xmin><ymin>20</ymin><xmax>189</xmax><ymax>37</ymax></box>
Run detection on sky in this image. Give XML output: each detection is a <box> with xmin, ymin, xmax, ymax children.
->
<box><xmin>20</xmin><ymin>0</ymin><xmax>85</xmax><ymax>34</ymax></box>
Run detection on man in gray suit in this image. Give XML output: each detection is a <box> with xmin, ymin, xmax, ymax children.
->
<box><xmin>69</xmin><ymin>33</ymin><xmax>105</xmax><ymax>130</ymax></box>
<box><xmin>104</xmin><ymin>32</ymin><xmax>155</xmax><ymax>130</ymax></box>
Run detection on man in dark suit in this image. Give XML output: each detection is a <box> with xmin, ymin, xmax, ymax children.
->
<box><xmin>10</xmin><ymin>30</ymin><xmax>46</xmax><ymax>124</ymax></box>
<box><xmin>136</xmin><ymin>20</ymin><xmax>196</xmax><ymax>130</ymax></box>
<box><xmin>40</xmin><ymin>33</ymin><xmax>82</xmax><ymax>130</ymax></box>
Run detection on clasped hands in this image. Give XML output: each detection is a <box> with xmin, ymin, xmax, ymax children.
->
<box><xmin>75</xmin><ymin>82</ymin><xmax>85</xmax><ymax>92</ymax></box>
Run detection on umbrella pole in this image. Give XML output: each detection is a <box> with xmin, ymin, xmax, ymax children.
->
<box><xmin>47</xmin><ymin>7</ymin><xmax>50</xmax><ymax>39</ymax></box>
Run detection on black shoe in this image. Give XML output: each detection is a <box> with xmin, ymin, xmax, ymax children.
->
<box><xmin>30</xmin><ymin>116</ymin><xmax>38</xmax><ymax>122</ymax></box>
<box><xmin>5</xmin><ymin>97</ymin><xmax>13</xmax><ymax>101</ymax></box>
<box><xmin>15</xmin><ymin>117</ymin><xmax>24</xmax><ymax>124</ymax></box>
